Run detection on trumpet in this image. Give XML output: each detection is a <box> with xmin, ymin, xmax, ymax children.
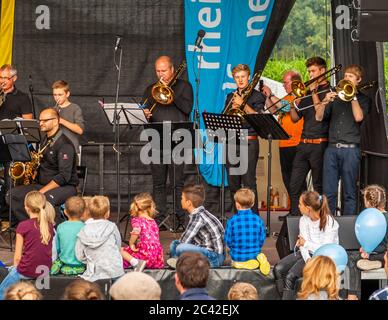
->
<box><xmin>145</xmin><ymin>61</ymin><xmax>187</xmax><ymax>113</ymax></box>
<box><xmin>294</xmin><ymin>80</ymin><xmax>376</xmax><ymax>111</ymax></box>
<box><xmin>223</xmin><ymin>71</ymin><xmax>262</xmax><ymax>120</ymax></box>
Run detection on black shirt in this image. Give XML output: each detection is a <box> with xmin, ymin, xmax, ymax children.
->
<box><xmin>37</xmin><ymin>130</ymin><xmax>78</xmax><ymax>186</ymax></box>
<box><xmin>297</xmin><ymin>83</ymin><xmax>330</xmax><ymax>139</ymax></box>
<box><xmin>142</xmin><ymin>79</ymin><xmax>193</xmax><ymax>123</ymax></box>
<box><xmin>0</xmin><ymin>87</ymin><xmax>32</xmax><ymax>120</ymax></box>
<box><xmin>323</xmin><ymin>91</ymin><xmax>371</xmax><ymax>144</ymax></box>
<box><xmin>224</xmin><ymin>89</ymin><xmax>266</xmax><ymax>136</ymax></box>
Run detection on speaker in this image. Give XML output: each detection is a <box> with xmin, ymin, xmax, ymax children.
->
<box><xmin>276</xmin><ymin>220</ymin><xmax>290</xmax><ymax>259</ymax></box>
<box><xmin>358</xmin><ymin>0</ymin><xmax>388</xmax><ymax>41</ymax></box>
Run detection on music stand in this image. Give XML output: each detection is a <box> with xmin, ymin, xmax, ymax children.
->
<box><xmin>0</xmin><ymin>134</ymin><xmax>31</xmax><ymax>251</ymax></box>
<box><xmin>202</xmin><ymin>112</ymin><xmax>244</xmax><ymax>226</ymax></box>
<box><xmin>245</xmin><ymin>113</ymin><xmax>289</xmax><ymax>236</ymax></box>
<box><xmin>143</xmin><ymin>121</ymin><xmax>194</xmax><ymax>232</ymax></box>
<box><xmin>0</xmin><ymin>119</ymin><xmax>41</xmax><ymax>143</ymax></box>
<box><xmin>101</xmin><ymin>102</ymin><xmax>148</xmax><ymax>126</ymax></box>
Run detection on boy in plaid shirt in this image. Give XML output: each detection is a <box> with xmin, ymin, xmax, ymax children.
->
<box><xmin>167</xmin><ymin>184</ymin><xmax>225</xmax><ymax>268</ymax></box>
<box><xmin>224</xmin><ymin>188</ymin><xmax>270</xmax><ymax>274</ymax></box>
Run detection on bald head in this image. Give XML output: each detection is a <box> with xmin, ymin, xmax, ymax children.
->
<box><xmin>155</xmin><ymin>56</ymin><xmax>174</xmax><ymax>83</ymax></box>
<box><xmin>40</xmin><ymin>107</ymin><xmax>59</xmax><ymax>119</ymax></box>
<box><xmin>282</xmin><ymin>70</ymin><xmax>302</xmax><ymax>94</ymax></box>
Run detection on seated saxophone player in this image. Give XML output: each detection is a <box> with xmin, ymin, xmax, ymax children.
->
<box><xmin>10</xmin><ymin>107</ymin><xmax>78</xmax><ymax>224</ymax></box>
<box><xmin>141</xmin><ymin>55</ymin><xmax>193</xmax><ymax>230</ymax></box>
<box><xmin>224</xmin><ymin>64</ymin><xmax>268</xmax><ymax>214</ymax></box>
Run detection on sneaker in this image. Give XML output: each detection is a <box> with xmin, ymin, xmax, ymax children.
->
<box><xmin>166</xmin><ymin>257</ymin><xmax>178</xmax><ymax>269</ymax></box>
<box><xmin>232</xmin><ymin>259</ymin><xmax>259</xmax><ymax>270</ymax></box>
<box><xmin>257</xmin><ymin>253</ymin><xmax>271</xmax><ymax>276</ymax></box>
<box><xmin>134</xmin><ymin>259</ymin><xmax>147</xmax><ymax>272</ymax></box>
<box><xmin>356</xmin><ymin>259</ymin><xmax>382</xmax><ymax>271</ymax></box>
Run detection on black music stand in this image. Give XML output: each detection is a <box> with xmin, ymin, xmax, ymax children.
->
<box><xmin>245</xmin><ymin>113</ymin><xmax>289</xmax><ymax>236</ymax></box>
<box><xmin>0</xmin><ymin>134</ymin><xmax>31</xmax><ymax>251</ymax></box>
<box><xmin>0</xmin><ymin>119</ymin><xmax>41</xmax><ymax>143</ymax></box>
<box><xmin>143</xmin><ymin>121</ymin><xmax>194</xmax><ymax>232</ymax></box>
<box><xmin>202</xmin><ymin>112</ymin><xmax>245</xmax><ymax>226</ymax></box>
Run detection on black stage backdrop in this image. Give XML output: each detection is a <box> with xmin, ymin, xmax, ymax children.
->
<box><xmin>331</xmin><ymin>0</ymin><xmax>388</xmax><ymax>208</ymax></box>
<box><xmin>12</xmin><ymin>0</ymin><xmax>186</xmax><ymax>143</ymax></box>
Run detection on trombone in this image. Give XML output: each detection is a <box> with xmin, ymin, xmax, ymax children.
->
<box><xmin>293</xmin><ymin>80</ymin><xmax>376</xmax><ymax>111</ymax></box>
<box><xmin>266</xmin><ymin>65</ymin><xmax>342</xmax><ymax>113</ymax></box>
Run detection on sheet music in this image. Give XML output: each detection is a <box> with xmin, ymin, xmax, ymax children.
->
<box><xmin>99</xmin><ymin>102</ymin><xmax>148</xmax><ymax>125</ymax></box>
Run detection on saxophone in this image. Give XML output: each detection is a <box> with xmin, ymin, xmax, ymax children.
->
<box><xmin>9</xmin><ymin>140</ymin><xmax>52</xmax><ymax>185</ymax></box>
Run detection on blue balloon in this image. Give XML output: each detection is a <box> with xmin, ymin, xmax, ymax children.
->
<box><xmin>313</xmin><ymin>244</ymin><xmax>348</xmax><ymax>272</ymax></box>
<box><xmin>355</xmin><ymin>208</ymin><xmax>387</xmax><ymax>253</ymax></box>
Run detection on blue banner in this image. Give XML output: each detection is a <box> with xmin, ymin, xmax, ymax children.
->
<box><xmin>184</xmin><ymin>0</ymin><xmax>275</xmax><ymax>186</ymax></box>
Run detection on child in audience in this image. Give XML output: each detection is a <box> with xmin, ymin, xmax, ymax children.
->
<box><xmin>228</xmin><ymin>282</ymin><xmax>259</xmax><ymax>300</ymax></box>
<box><xmin>75</xmin><ymin>196</ymin><xmax>124</xmax><ymax>281</ymax></box>
<box><xmin>273</xmin><ymin>191</ymin><xmax>339</xmax><ymax>300</ymax></box>
<box><xmin>5</xmin><ymin>281</ymin><xmax>42</xmax><ymax>300</ymax></box>
<box><xmin>0</xmin><ymin>191</ymin><xmax>54</xmax><ymax>299</ymax></box>
<box><xmin>51</xmin><ymin>196</ymin><xmax>86</xmax><ymax>275</ymax></box>
<box><xmin>347</xmin><ymin>184</ymin><xmax>388</xmax><ymax>300</ymax></box>
<box><xmin>167</xmin><ymin>184</ymin><xmax>225</xmax><ymax>268</ymax></box>
<box><xmin>297</xmin><ymin>255</ymin><xmax>340</xmax><ymax>300</ymax></box>
<box><xmin>62</xmin><ymin>279</ymin><xmax>104</xmax><ymax>300</ymax></box>
<box><xmin>81</xmin><ymin>196</ymin><xmax>92</xmax><ymax>221</ymax></box>
<box><xmin>224</xmin><ymin>188</ymin><xmax>270</xmax><ymax>274</ymax></box>
<box><xmin>121</xmin><ymin>193</ymin><xmax>164</xmax><ymax>271</ymax></box>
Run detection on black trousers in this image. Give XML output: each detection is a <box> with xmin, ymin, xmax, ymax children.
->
<box><xmin>226</xmin><ymin>139</ymin><xmax>259</xmax><ymax>213</ymax></box>
<box><xmin>273</xmin><ymin>251</ymin><xmax>305</xmax><ymax>299</ymax></box>
<box><xmin>279</xmin><ymin>146</ymin><xmax>307</xmax><ymax>196</ymax></box>
<box><xmin>151</xmin><ymin>162</ymin><xmax>185</xmax><ymax>223</ymax></box>
<box><xmin>10</xmin><ymin>183</ymin><xmax>77</xmax><ymax>224</ymax></box>
<box><xmin>289</xmin><ymin>142</ymin><xmax>327</xmax><ymax>215</ymax></box>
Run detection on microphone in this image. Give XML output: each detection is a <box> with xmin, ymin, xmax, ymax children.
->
<box><xmin>114</xmin><ymin>35</ymin><xmax>123</xmax><ymax>51</ymax></box>
<box><xmin>194</xmin><ymin>29</ymin><xmax>206</xmax><ymax>49</ymax></box>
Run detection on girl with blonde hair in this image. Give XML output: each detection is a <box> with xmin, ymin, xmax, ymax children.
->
<box><xmin>297</xmin><ymin>256</ymin><xmax>340</xmax><ymax>300</ymax></box>
<box><xmin>0</xmin><ymin>191</ymin><xmax>54</xmax><ymax>300</ymax></box>
<box><xmin>347</xmin><ymin>184</ymin><xmax>388</xmax><ymax>300</ymax></box>
<box><xmin>5</xmin><ymin>281</ymin><xmax>42</xmax><ymax>300</ymax></box>
<box><xmin>121</xmin><ymin>193</ymin><xmax>164</xmax><ymax>270</ymax></box>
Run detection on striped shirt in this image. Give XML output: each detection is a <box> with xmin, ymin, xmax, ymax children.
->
<box><xmin>224</xmin><ymin>209</ymin><xmax>266</xmax><ymax>262</ymax></box>
<box><xmin>180</xmin><ymin>206</ymin><xmax>224</xmax><ymax>255</ymax></box>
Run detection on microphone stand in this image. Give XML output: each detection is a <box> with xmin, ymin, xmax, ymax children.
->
<box><xmin>113</xmin><ymin>44</ymin><xmax>123</xmax><ymax>225</ymax></box>
<box><xmin>28</xmin><ymin>76</ymin><xmax>37</xmax><ymax>120</ymax></box>
<box><xmin>193</xmin><ymin>45</ymin><xmax>203</xmax><ymax>184</ymax></box>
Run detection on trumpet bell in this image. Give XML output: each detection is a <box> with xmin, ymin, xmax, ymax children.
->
<box><xmin>336</xmin><ymin>79</ymin><xmax>356</xmax><ymax>102</ymax></box>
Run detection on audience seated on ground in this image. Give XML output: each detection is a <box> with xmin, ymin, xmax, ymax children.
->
<box><xmin>224</xmin><ymin>188</ymin><xmax>270</xmax><ymax>274</ymax></box>
<box><xmin>273</xmin><ymin>191</ymin><xmax>339</xmax><ymax>300</ymax></box>
<box><xmin>347</xmin><ymin>185</ymin><xmax>388</xmax><ymax>300</ymax></box>
<box><xmin>109</xmin><ymin>272</ymin><xmax>161</xmax><ymax>300</ymax></box>
<box><xmin>175</xmin><ymin>252</ymin><xmax>215</xmax><ymax>300</ymax></box>
<box><xmin>51</xmin><ymin>196</ymin><xmax>86</xmax><ymax>275</ymax></box>
<box><xmin>62</xmin><ymin>279</ymin><xmax>104</xmax><ymax>300</ymax></box>
<box><xmin>297</xmin><ymin>255</ymin><xmax>340</xmax><ymax>300</ymax></box>
<box><xmin>167</xmin><ymin>183</ymin><xmax>225</xmax><ymax>269</ymax></box>
<box><xmin>227</xmin><ymin>282</ymin><xmax>259</xmax><ymax>300</ymax></box>
<box><xmin>75</xmin><ymin>195</ymin><xmax>124</xmax><ymax>281</ymax></box>
<box><xmin>369</xmin><ymin>250</ymin><xmax>388</xmax><ymax>300</ymax></box>
<box><xmin>5</xmin><ymin>281</ymin><xmax>42</xmax><ymax>300</ymax></box>
<box><xmin>121</xmin><ymin>193</ymin><xmax>164</xmax><ymax>272</ymax></box>
<box><xmin>0</xmin><ymin>191</ymin><xmax>54</xmax><ymax>300</ymax></box>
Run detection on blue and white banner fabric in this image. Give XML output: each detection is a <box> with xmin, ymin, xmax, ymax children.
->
<box><xmin>184</xmin><ymin>0</ymin><xmax>275</xmax><ymax>186</ymax></box>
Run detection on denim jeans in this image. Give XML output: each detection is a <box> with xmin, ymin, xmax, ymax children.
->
<box><xmin>323</xmin><ymin>146</ymin><xmax>361</xmax><ymax>215</ymax></box>
<box><xmin>170</xmin><ymin>240</ymin><xmax>225</xmax><ymax>268</ymax></box>
<box><xmin>0</xmin><ymin>266</ymin><xmax>31</xmax><ymax>300</ymax></box>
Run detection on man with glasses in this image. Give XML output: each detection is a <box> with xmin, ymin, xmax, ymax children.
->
<box><xmin>10</xmin><ymin>108</ymin><xmax>78</xmax><ymax>224</ymax></box>
<box><xmin>0</xmin><ymin>64</ymin><xmax>33</xmax><ymax>120</ymax></box>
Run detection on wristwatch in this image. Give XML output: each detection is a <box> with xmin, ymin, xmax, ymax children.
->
<box><xmin>353</xmin><ymin>96</ymin><xmax>358</xmax><ymax>101</ymax></box>
<box><xmin>269</xmin><ymin>93</ymin><xmax>275</xmax><ymax>98</ymax></box>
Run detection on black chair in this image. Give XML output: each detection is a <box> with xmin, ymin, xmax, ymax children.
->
<box><xmin>76</xmin><ymin>165</ymin><xmax>88</xmax><ymax>197</ymax></box>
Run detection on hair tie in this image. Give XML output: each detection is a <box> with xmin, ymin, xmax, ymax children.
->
<box><xmin>318</xmin><ymin>195</ymin><xmax>323</xmax><ymax>203</ymax></box>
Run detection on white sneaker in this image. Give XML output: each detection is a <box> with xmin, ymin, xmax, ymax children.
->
<box><xmin>134</xmin><ymin>259</ymin><xmax>147</xmax><ymax>272</ymax></box>
<box><xmin>356</xmin><ymin>259</ymin><xmax>382</xmax><ymax>271</ymax></box>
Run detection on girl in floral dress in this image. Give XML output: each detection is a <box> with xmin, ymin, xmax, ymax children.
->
<box><xmin>121</xmin><ymin>193</ymin><xmax>164</xmax><ymax>270</ymax></box>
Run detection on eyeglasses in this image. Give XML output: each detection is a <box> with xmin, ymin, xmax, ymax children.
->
<box><xmin>0</xmin><ymin>75</ymin><xmax>15</xmax><ymax>81</ymax></box>
<box><xmin>39</xmin><ymin>118</ymin><xmax>56</xmax><ymax>123</ymax></box>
